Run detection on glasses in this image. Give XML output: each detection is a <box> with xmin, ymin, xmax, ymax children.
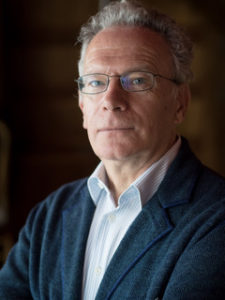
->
<box><xmin>76</xmin><ymin>71</ymin><xmax>178</xmax><ymax>95</ymax></box>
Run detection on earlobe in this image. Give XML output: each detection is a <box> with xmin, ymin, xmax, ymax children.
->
<box><xmin>174</xmin><ymin>84</ymin><xmax>191</xmax><ymax>124</ymax></box>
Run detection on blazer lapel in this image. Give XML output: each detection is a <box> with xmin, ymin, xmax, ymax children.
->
<box><xmin>96</xmin><ymin>138</ymin><xmax>202</xmax><ymax>300</ymax></box>
<box><xmin>61</xmin><ymin>184</ymin><xmax>95</xmax><ymax>300</ymax></box>
<box><xmin>95</xmin><ymin>194</ymin><xmax>173</xmax><ymax>300</ymax></box>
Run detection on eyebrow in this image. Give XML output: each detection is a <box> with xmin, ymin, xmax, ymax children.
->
<box><xmin>82</xmin><ymin>67</ymin><xmax>158</xmax><ymax>77</ymax></box>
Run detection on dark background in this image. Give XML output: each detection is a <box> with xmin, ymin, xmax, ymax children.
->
<box><xmin>0</xmin><ymin>0</ymin><xmax>225</xmax><ymax>256</ymax></box>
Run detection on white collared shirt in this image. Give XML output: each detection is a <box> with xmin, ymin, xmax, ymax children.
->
<box><xmin>82</xmin><ymin>138</ymin><xmax>181</xmax><ymax>300</ymax></box>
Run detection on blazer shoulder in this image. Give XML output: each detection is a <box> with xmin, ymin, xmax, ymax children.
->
<box><xmin>45</xmin><ymin>177</ymin><xmax>89</xmax><ymax>208</ymax></box>
<box><xmin>25</xmin><ymin>177</ymin><xmax>91</xmax><ymax>230</ymax></box>
<box><xmin>193</xmin><ymin>163</ymin><xmax>225</xmax><ymax>206</ymax></box>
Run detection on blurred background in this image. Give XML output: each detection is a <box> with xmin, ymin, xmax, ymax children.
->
<box><xmin>0</xmin><ymin>0</ymin><xmax>225</xmax><ymax>265</ymax></box>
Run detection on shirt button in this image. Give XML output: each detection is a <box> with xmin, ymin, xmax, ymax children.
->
<box><xmin>108</xmin><ymin>214</ymin><xmax>116</xmax><ymax>223</ymax></box>
<box><xmin>95</xmin><ymin>266</ymin><xmax>102</xmax><ymax>275</ymax></box>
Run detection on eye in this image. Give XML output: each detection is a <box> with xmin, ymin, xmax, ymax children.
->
<box><xmin>131</xmin><ymin>77</ymin><xmax>146</xmax><ymax>85</ymax></box>
<box><xmin>88</xmin><ymin>80</ymin><xmax>105</xmax><ymax>87</ymax></box>
<box><xmin>78</xmin><ymin>74</ymin><xmax>108</xmax><ymax>94</ymax></box>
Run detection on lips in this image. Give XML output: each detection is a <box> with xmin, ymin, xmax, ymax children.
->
<box><xmin>98</xmin><ymin>127</ymin><xmax>134</xmax><ymax>132</ymax></box>
<box><xmin>97</xmin><ymin>118</ymin><xmax>134</xmax><ymax>132</ymax></box>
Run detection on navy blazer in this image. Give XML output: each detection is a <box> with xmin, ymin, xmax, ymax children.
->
<box><xmin>1</xmin><ymin>138</ymin><xmax>225</xmax><ymax>300</ymax></box>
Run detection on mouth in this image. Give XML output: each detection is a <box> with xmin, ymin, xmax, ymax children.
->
<box><xmin>98</xmin><ymin>127</ymin><xmax>134</xmax><ymax>133</ymax></box>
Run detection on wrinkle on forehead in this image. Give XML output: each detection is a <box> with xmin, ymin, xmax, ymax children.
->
<box><xmin>83</xmin><ymin>26</ymin><xmax>174</xmax><ymax>77</ymax></box>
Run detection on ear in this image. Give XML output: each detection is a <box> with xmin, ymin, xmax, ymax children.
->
<box><xmin>78</xmin><ymin>96</ymin><xmax>87</xmax><ymax>129</ymax></box>
<box><xmin>174</xmin><ymin>84</ymin><xmax>191</xmax><ymax>125</ymax></box>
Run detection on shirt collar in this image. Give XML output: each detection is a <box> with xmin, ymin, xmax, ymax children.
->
<box><xmin>88</xmin><ymin>137</ymin><xmax>181</xmax><ymax>207</ymax></box>
<box><xmin>87</xmin><ymin>163</ymin><xmax>108</xmax><ymax>205</ymax></box>
<box><xmin>134</xmin><ymin>137</ymin><xmax>181</xmax><ymax>205</ymax></box>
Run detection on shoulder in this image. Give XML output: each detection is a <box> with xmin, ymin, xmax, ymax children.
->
<box><xmin>42</xmin><ymin>177</ymin><xmax>89</xmax><ymax>208</ymax></box>
<box><xmin>160</xmin><ymin>138</ymin><xmax>225</xmax><ymax>232</ymax></box>
<box><xmin>176</xmin><ymin>137</ymin><xmax>225</xmax><ymax>200</ymax></box>
<box><xmin>24</xmin><ymin>177</ymin><xmax>91</xmax><ymax>233</ymax></box>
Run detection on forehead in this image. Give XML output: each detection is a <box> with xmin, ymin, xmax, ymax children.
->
<box><xmin>83</xmin><ymin>26</ymin><xmax>174</xmax><ymax>75</ymax></box>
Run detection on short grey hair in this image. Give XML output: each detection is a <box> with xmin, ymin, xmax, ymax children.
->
<box><xmin>77</xmin><ymin>0</ymin><xmax>193</xmax><ymax>83</ymax></box>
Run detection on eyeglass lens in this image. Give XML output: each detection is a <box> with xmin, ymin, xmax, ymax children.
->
<box><xmin>78</xmin><ymin>71</ymin><xmax>155</xmax><ymax>94</ymax></box>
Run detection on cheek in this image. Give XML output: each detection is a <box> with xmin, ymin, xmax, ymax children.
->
<box><xmin>160</xmin><ymin>103</ymin><xmax>176</xmax><ymax>124</ymax></box>
<box><xmin>154</xmin><ymin>86</ymin><xmax>178</xmax><ymax>122</ymax></box>
<box><xmin>82</xmin><ymin>104</ymin><xmax>98</xmax><ymax>133</ymax></box>
<box><xmin>82</xmin><ymin>110</ymin><xmax>87</xmax><ymax>129</ymax></box>
<box><xmin>163</xmin><ymin>103</ymin><xmax>174</xmax><ymax>120</ymax></box>
<box><xmin>80</xmin><ymin>98</ymin><xmax>94</xmax><ymax>127</ymax></box>
<box><xmin>141</xmin><ymin>101</ymin><xmax>175</xmax><ymax>135</ymax></box>
<box><xmin>82</xmin><ymin>108</ymin><xmax>90</xmax><ymax>129</ymax></box>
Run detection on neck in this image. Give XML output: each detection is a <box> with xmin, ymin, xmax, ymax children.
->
<box><xmin>102</xmin><ymin>136</ymin><xmax>178</xmax><ymax>205</ymax></box>
<box><xmin>103</xmin><ymin>153</ymin><xmax>157</xmax><ymax>205</ymax></box>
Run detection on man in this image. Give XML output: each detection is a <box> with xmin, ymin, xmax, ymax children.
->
<box><xmin>1</xmin><ymin>0</ymin><xmax>225</xmax><ymax>299</ymax></box>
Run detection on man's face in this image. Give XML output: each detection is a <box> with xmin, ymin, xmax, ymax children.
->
<box><xmin>79</xmin><ymin>26</ymin><xmax>189</xmax><ymax>164</ymax></box>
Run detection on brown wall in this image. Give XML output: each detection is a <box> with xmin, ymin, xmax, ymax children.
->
<box><xmin>0</xmin><ymin>0</ymin><xmax>225</xmax><ymax>239</ymax></box>
<box><xmin>1</xmin><ymin>0</ymin><xmax>100</xmax><ymax>237</ymax></box>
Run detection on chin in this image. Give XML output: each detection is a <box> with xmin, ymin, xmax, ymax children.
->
<box><xmin>91</xmin><ymin>139</ymin><xmax>142</xmax><ymax>161</ymax></box>
<box><xmin>94</xmin><ymin>148</ymin><xmax>138</xmax><ymax>162</ymax></box>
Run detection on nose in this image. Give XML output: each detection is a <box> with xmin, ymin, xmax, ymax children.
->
<box><xmin>102</xmin><ymin>77</ymin><xmax>128</xmax><ymax>111</ymax></box>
